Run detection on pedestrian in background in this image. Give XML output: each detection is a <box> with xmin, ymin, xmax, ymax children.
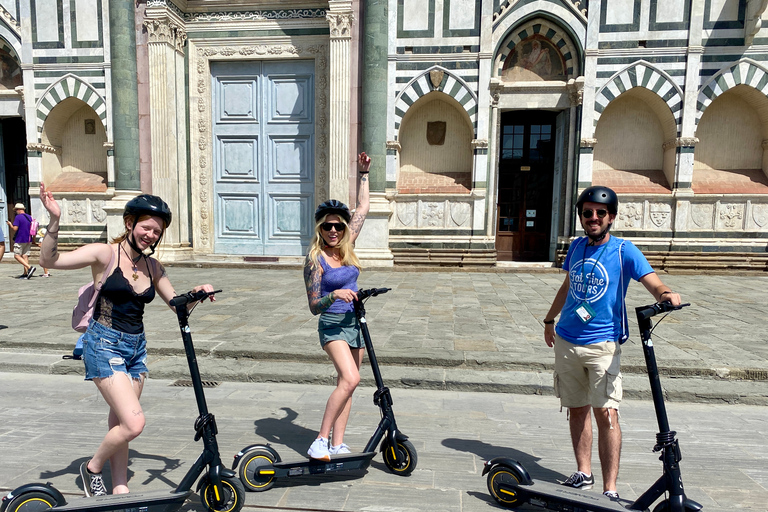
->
<box><xmin>0</xmin><ymin>222</ymin><xmax>5</xmax><ymax>262</ymax></box>
<box><xmin>542</xmin><ymin>186</ymin><xmax>681</xmax><ymax>499</ymax></box>
<box><xmin>303</xmin><ymin>152</ymin><xmax>370</xmax><ymax>461</ymax></box>
<box><xmin>6</xmin><ymin>202</ymin><xmax>36</xmax><ymax>279</ymax></box>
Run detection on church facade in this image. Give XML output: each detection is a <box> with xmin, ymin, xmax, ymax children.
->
<box><xmin>3</xmin><ymin>0</ymin><xmax>768</xmax><ymax>268</ymax></box>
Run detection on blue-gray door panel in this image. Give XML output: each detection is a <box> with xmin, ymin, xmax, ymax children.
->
<box><xmin>211</xmin><ymin>60</ymin><xmax>314</xmax><ymax>255</ymax></box>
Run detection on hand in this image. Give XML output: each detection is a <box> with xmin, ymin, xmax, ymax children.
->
<box><xmin>358</xmin><ymin>152</ymin><xmax>371</xmax><ymax>173</ymax></box>
<box><xmin>662</xmin><ymin>291</ymin><xmax>681</xmax><ymax>306</ymax></box>
<box><xmin>544</xmin><ymin>323</ymin><xmax>556</xmax><ymax>348</ymax></box>
<box><xmin>40</xmin><ymin>183</ymin><xmax>61</xmax><ymax>220</ymax></box>
<box><xmin>193</xmin><ymin>284</ymin><xmax>216</xmax><ymax>302</ymax></box>
<box><xmin>333</xmin><ymin>288</ymin><xmax>358</xmax><ymax>303</ymax></box>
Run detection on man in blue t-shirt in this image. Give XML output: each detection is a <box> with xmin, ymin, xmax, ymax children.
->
<box><xmin>6</xmin><ymin>203</ymin><xmax>37</xmax><ymax>279</ymax></box>
<box><xmin>542</xmin><ymin>186</ymin><xmax>681</xmax><ymax>499</ymax></box>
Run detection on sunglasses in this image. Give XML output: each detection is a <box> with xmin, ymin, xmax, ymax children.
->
<box><xmin>581</xmin><ymin>209</ymin><xmax>608</xmax><ymax>219</ymax></box>
<box><xmin>321</xmin><ymin>222</ymin><xmax>346</xmax><ymax>232</ymax></box>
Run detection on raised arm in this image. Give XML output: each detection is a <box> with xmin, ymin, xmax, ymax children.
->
<box><xmin>38</xmin><ymin>182</ymin><xmax>111</xmax><ymax>273</ymax></box>
<box><xmin>347</xmin><ymin>152</ymin><xmax>370</xmax><ymax>244</ymax></box>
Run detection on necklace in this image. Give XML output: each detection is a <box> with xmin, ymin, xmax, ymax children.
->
<box><xmin>121</xmin><ymin>242</ymin><xmax>141</xmax><ymax>281</ymax></box>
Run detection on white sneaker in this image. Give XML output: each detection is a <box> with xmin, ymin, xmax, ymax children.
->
<box><xmin>329</xmin><ymin>443</ymin><xmax>351</xmax><ymax>455</ymax></box>
<box><xmin>307</xmin><ymin>437</ymin><xmax>330</xmax><ymax>461</ymax></box>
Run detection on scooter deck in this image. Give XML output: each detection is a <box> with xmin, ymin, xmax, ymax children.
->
<box><xmin>269</xmin><ymin>452</ymin><xmax>377</xmax><ymax>477</ymax></box>
<box><xmin>511</xmin><ymin>480</ymin><xmax>644</xmax><ymax>512</ymax></box>
<box><xmin>50</xmin><ymin>489</ymin><xmax>191</xmax><ymax>512</ymax></box>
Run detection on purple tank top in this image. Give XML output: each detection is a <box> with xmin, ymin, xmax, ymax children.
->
<box><xmin>319</xmin><ymin>255</ymin><xmax>359</xmax><ymax>313</ymax></box>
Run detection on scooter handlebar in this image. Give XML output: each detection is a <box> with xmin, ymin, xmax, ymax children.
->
<box><xmin>635</xmin><ymin>301</ymin><xmax>690</xmax><ymax>320</ymax></box>
<box><xmin>170</xmin><ymin>289</ymin><xmax>222</xmax><ymax>307</ymax></box>
<box><xmin>356</xmin><ymin>287</ymin><xmax>391</xmax><ymax>300</ymax></box>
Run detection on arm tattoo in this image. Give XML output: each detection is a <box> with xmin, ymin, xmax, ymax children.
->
<box><xmin>304</xmin><ymin>260</ymin><xmax>335</xmax><ymax>315</ymax></box>
<box><xmin>361</xmin><ymin>175</ymin><xmax>367</xmax><ymax>182</ymax></box>
<box><xmin>348</xmin><ymin>214</ymin><xmax>365</xmax><ymax>235</ymax></box>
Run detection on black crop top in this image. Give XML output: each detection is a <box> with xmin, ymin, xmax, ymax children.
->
<box><xmin>94</xmin><ymin>247</ymin><xmax>156</xmax><ymax>334</ymax></box>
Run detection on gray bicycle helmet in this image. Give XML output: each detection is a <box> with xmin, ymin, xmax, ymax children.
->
<box><xmin>315</xmin><ymin>199</ymin><xmax>351</xmax><ymax>223</ymax></box>
<box><xmin>575</xmin><ymin>186</ymin><xmax>619</xmax><ymax>215</ymax></box>
<box><xmin>123</xmin><ymin>194</ymin><xmax>172</xmax><ymax>255</ymax></box>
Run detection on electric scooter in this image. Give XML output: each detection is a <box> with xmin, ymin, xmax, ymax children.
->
<box><xmin>233</xmin><ymin>287</ymin><xmax>417</xmax><ymax>492</ymax></box>
<box><xmin>1</xmin><ymin>289</ymin><xmax>246</xmax><ymax>512</ymax></box>
<box><xmin>483</xmin><ymin>301</ymin><xmax>703</xmax><ymax>512</ymax></box>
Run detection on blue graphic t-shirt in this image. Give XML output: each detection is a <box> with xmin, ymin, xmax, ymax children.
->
<box><xmin>555</xmin><ymin>236</ymin><xmax>653</xmax><ymax>345</ymax></box>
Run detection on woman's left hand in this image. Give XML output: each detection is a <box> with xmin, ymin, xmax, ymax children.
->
<box><xmin>192</xmin><ymin>284</ymin><xmax>216</xmax><ymax>302</ymax></box>
<box><xmin>358</xmin><ymin>152</ymin><xmax>371</xmax><ymax>173</ymax></box>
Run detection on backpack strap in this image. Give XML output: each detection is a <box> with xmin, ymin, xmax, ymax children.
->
<box><xmin>618</xmin><ymin>240</ymin><xmax>629</xmax><ymax>344</ymax></box>
<box><xmin>89</xmin><ymin>245</ymin><xmax>116</xmax><ymax>309</ymax></box>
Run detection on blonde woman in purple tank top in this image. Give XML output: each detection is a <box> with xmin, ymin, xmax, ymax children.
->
<box><xmin>303</xmin><ymin>152</ymin><xmax>371</xmax><ymax>461</ymax></box>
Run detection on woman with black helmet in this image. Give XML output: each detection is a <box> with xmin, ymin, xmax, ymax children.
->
<box><xmin>38</xmin><ymin>183</ymin><xmax>215</xmax><ymax>498</ymax></box>
<box><xmin>303</xmin><ymin>151</ymin><xmax>371</xmax><ymax>461</ymax></box>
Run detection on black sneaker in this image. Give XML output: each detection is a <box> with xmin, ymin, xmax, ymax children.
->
<box><xmin>603</xmin><ymin>490</ymin><xmax>620</xmax><ymax>499</ymax></box>
<box><xmin>561</xmin><ymin>471</ymin><xmax>594</xmax><ymax>489</ymax></box>
<box><xmin>26</xmin><ymin>267</ymin><xmax>36</xmax><ymax>279</ymax></box>
<box><xmin>80</xmin><ymin>460</ymin><xmax>107</xmax><ymax>497</ymax></box>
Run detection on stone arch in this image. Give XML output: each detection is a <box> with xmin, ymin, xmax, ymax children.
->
<box><xmin>0</xmin><ymin>35</ymin><xmax>21</xmax><ymax>90</ymax></box>
<box><xmin>594</xmin><ymin>62</ymin><xmax>683</xmax><ymax>134</ymax></box>
<box><xmin>36</xmin><ymin>74</ymin><xmax>107</xmax><ymax>141</ymax></box>
<box><xmin>394</xmin><ymin>67</ymin><xmax>477</xmax><ymax>139</ymax></box>
<box><xmin>397</xmin><ymin>91</ymin><xmax>474</xmax><ymax>194</ymax></box>
<box><xmin>494</xmin><ymin>16</ymin><xmax>580</xmax><ymax>80</ymax></box>
<box><xmin>696</xmin><ymin>58</ymin><xmax>768</xmax><ymax>125</ymax></box>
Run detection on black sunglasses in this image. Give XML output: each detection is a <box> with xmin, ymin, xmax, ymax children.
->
<box><xmin>581</xmin><ymin>208</ymin><xmax>608</xmax><ymax>219</ymax></box>
<box><xmin>321</xmin><ymin>222</ymin><xmax>346</xmax><ymax>232</ymax></box>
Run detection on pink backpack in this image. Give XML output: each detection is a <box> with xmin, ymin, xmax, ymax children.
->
<box><xmin>72</xmin><ymin>247</ymin><xmax>116</xmax><ymax>332</ymax></box>
<box><xmin>29</xmin><ymin>216</ymin><xmax>39</xmax><ymax>238</ymax></box>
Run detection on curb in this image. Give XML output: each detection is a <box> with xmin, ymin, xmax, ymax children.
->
<box><xmin>2</xmin><ymin>351</ymin><xmax>767</xmax><ymax>406</ymax></box>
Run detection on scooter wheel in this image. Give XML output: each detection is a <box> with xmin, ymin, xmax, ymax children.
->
<box><xmin>2</xmin><ymin>491</ymin><xmax>56</xmax><ymax>512</ymax></box>
<box><xmin>238</xmin><ymin>448</ymin><xmax>277</xmax><ymax>492</ymax></box>
<box><xmin>381</xmin><ymin>439</ymin><xmax>417</xmax><ymax>476</ymax></box>
<box><xmin>487</xmin><ymin>465</ymin><xmax>523</xmax><ymax>508</ymax></box>
<box><xmin>199</xmin><ymin>475</ymin><xmax>246</xmax><ymax>512</ymax></box>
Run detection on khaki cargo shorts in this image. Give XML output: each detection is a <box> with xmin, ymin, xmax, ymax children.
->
<box><xmin>553</xmin><ymin>333</ymin><xmax>622</xmax><ymax>410</ymax></box>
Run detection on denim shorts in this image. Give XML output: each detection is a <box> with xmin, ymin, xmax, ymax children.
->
<box><xmin>82</xmin><ymin>319</ymin><xmax>149</xmax><ymax>381</ymax></box>
<box><xmin>318</xmin><ymin>312</ymin><xmax>363</xmax><ymax>349</ymax></box>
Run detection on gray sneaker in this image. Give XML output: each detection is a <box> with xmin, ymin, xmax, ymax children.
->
<box><xmin>561</xmin><ymin>471</ymin><xmax>594</xmax><ymax>489</ymax></box>
<box><xmin>80</xmin><ymin>460</ymin><xmax>107</xmax><ymax>497</ymax></box>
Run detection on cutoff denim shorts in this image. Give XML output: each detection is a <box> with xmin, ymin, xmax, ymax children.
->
<box><xmin>82</xmin><ymin>319</ymin><xmax>149</xmax><ymax>381</ymax></box>
<box><xmin>318</xmin><ymin>311</ymin><xmax>363</xmax><ymax>349</ymax></box>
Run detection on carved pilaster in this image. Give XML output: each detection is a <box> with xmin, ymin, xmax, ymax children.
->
<box><xmin>386</xmin><ymin>140</ymin><xmax>402</xmax><ymax>153</ymax></box>
<box><xmin>14</xmin><ymin>85</ymin><xmax>24</xmax><ymax>105</ymax></box>
<box><xmin>326</xmin><ymin>13</ymin><xmax>354</xmax><ymax>39</ymax></box>
<box><xmin>144</xmin><ymin>18</ymin><xmax>186</xmax><ymax>55</ymax></box>
<box><xmin>567</xmin><ymin>77</ymin><xmax>584</xmax><ymax>106</ymax></box>
<box><xmin>664</xmin><ymin>137</ymin><xmax>699</xmax><ymax>150</ymax></box>
<box><xmin>471</xmin><ymin>139</ymin><xmax>489</xmax><ymax>149</ymax></box>
<box><xmin>580</xmin><ymin>138</ymin><xmax>598</xmax><ymax>148</ymax></box>
<box><xmin>327</xmin><ymin>11</ymin><xmax>354</xmax><ymax>201</ymax></box>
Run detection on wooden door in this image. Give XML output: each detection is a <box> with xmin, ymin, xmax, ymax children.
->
<box><xmin>496</xmin><ymin>111</ymin><xmax>556</xmax><ymax>261</ymax></box>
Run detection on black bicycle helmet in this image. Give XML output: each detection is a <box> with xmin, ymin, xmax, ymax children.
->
<box><xmin>123</xmin><ymin>194</ymin><xmax>172</xmax><ymax>256</ymax></box>
<box><xmin>315</xmin><ymin>199</ymin><xmax>351</xmax><ymax>223</ymax></box>
<box><xmin>575</xmin><ymin>186</ymin><xmax>619</xmax><ymax>214</ymax></box>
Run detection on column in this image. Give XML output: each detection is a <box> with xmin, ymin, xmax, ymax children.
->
<box><xmin>143</xmin><ymin>14</ymin><xmax>191</xmax><ymax>260</ymax></box>
<box><xmin>326</xmin><ymin>5</ymin><xmax>354</xmax><ymax>202</ymax></box>
<box><xmin>104</xmin><ymin>0</ymin><xmax>142</xmax><ymax>238</ymax></box>
<box><xmin>357</xmin><ymin>0</ymin><xmax>393</xmax><ymax>266</ymax></box>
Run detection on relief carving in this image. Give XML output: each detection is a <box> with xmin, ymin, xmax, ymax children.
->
<box><xmin>718</xmin><ymin>204</ymin><xmax>744</xmax><ymax>229</ymax></box>
<box><xmin>326</xmin><ymin>13</ymin><xmax>354</xmax><ymax>38</ymax></box>
<box><xmin>450</xmin><ymin>202</ymin><xmax>471</xmax><ymax>227</ymax></box>
<box><xmin>69</xmin><ymin>201</ymin><xmax>86</xmax><ymax>224</ymax></box>
<box><xmin>691</xmin><ymin>204</ymin><xmax>713</xmax><ymax>228</ymax></box>
<box><xmin>92</xmin><ymin>201</ymin><xmax>107</xmax><ymax>223</ymax></box>
<box><xmin>422</xmin><ymin>202</ymin><xmax>445</xmax><ymax>227</ymax></box>
<box><xmin>649</xmin><ymin>203</ymin><xmax>671</xmax><ymax>228</ymax></box>
<box><xmin>396</xmin><ymin>202</ymin><xmax>417</xmax><ymax>227</ymax></box>
<box><xmin>617</xmin><ymin>202</ymin><xmax>643</xmax><ymax>229</ymax></box>
<box><xmin>752</xmin><ymin>204</ymin><xmax>768</xmax><ymax>228</ymax></box>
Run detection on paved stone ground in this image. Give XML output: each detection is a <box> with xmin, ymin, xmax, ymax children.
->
<box><xmin>0</xmin><ymin>373</ymin><xmax>766</xmax><ymax>512</ymax></box>
<box><xmin>1</xmin><ymin>261</ymin><xmax>767</xmax><ymax>404</ymax></box>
